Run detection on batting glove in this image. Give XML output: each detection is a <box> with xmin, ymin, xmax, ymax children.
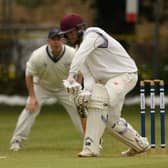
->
<box><xmin>74</xmin><ymin>90</ymin><xmax>91</xmax><ymax>107</ymax></box>
<box><xmin>63</xmin><ymin>78</ymin><xmax>82</xmax><ymax>95</ymax></box>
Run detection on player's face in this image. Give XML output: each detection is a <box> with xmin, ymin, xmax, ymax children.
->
<box><xmin>48</xmin><ymin>36</ymin><xmax>63</xmax><ymax>54</ymax></box>
<box><xmin>65</xmin><ymin>29</ymin><xmax>78</xmax><ymax>45</ymax></box>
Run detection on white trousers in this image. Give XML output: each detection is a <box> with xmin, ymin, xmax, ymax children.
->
<box><xmin>105</xmin><ymin>72</ymin><xmax>138</xmax><ymax>125</ymax></box>
<box><xmin>81</xmin><ymin>72</ymin><xmax>139</xmax><ymax>154</ymax></box>
<box><xmin>11</xmin><ymin>84</ymin><xmax>83</xmax><ymax>143</ymax></box>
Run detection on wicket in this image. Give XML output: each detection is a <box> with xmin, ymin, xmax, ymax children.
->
<box><xmin>140</xmin><ymin>79</ymin><xmax>166</xmax><ymax>149</ymax></box>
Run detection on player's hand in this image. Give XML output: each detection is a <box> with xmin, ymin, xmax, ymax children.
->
<box><xmin>75</xmin><ymin>90</ymin><xmax>91</xmax><ymax>107</ymax></box>
<box><xmin>26</xmin><ymin>96</ymin><xmax>38</xmax><ymax>112</ymax></box>
<box><xmin>63</xmin><ymin>77</ymin><xmax>82</xmax><ymax>95</ymax></box>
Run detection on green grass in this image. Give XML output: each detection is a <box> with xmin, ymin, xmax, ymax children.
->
<box><xmin>0</xmin><ymin>104</ymin><xmax>168</xmax><ymax>168</ymax></box>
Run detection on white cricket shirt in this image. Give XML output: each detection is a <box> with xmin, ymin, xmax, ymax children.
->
<box><xmin>70</xmin><ymin>27</ymin><xmax>137</xmax><ymax>82</ymax></box>
<box><xmin>26</xmin><ymin>44</ymin><xmax>75</xmax><ymax>91</ymax></box>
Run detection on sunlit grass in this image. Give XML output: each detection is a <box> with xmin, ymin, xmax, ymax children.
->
<box><xmin>0</xmin><ymin>104</ymin><xmax>167</xmax><ymax>168</ymax></box>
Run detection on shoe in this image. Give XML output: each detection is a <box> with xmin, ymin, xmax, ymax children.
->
<box><xmin>78</xmin><ymin>149</ymin><xmax>98</xmax><ymax>157</ymax></box>
<box><xmin>99</xmin><ymin>138</ymin><xmax>103</xmax><ymax>150</ymax></box>
<box><xmin>10</xmin><ymin>140</ymin><xmax>21</xmax><ymax>151</ymax></box>
<box><xmin>121</xmin><ymin>145</ymin><xmax>151</xmax><ymax>157</ymax></box>
<box><xmin>99</xmin><ymin>144</ymin><xmax>103</xmax><ymax>150</ymax></box>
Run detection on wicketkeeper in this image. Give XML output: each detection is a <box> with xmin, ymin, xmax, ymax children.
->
<box><xmin>60</xmin><ymin>13</ymin><xmax>151</xmax><ymax>157</ymax></box>
<box><xmin>10</xmin><ymin>27</ymin><xmax>86</xmax><ymax>151</ymax></box>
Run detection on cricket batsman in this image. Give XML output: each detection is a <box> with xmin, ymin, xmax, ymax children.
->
<box><xmin>60</xmin><ymin>13</ymin><xmax>151</xmax><ymax>157</ymax></box>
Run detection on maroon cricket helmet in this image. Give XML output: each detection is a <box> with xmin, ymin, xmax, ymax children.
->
<box><xmin>60</xmin><ymin>13</ymin><xmax>85</xmax><ymax>34</ymax></box>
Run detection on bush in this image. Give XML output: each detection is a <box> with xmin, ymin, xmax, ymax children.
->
<box><xmin>16</xmin><ymin>0</ymin><xmax>43</xmax><ymax>9</ymax></box>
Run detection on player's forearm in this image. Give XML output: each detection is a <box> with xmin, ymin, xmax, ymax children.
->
<box><xmin>25</xmin><ymin>75</ymin><xmax>35</xmax><ymax>98</ymax></box>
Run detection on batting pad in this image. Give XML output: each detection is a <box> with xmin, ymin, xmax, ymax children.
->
<box><xmin>83</xmin><ymin>108</ymin><xmax>107</xmax><ymax>154</ymax></box>
<box><xmin>82</xmin><ymin>83</ymin><xmax>109</xmax><ymax>154</ymax></box>
<box><xmin>107</xmin><ymin>118</ymin><xmax>150</xmax><ymax>152</ymax></box>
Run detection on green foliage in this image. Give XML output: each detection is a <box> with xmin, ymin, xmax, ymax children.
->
<box><xmin>0</xmin><ymin>74</ymin><xmax>27</xmax><ymax>95</ymax></box>
<box><xmin>160</xmin><ymin>55</ymin><xmax>168</xmax><ymax>79</ymax></box>
<box><xmin>160</xmin><ymin>55</ymin><xmax>168</xmax><ymax>89</ymax></box>
<box><xmin>16</xmin><ymin>0</ymin><xmax>43</xmax><ymax>9</ymax></box>
<box><xmin>138</xmin><ymin>64</ymin><xmax>153</xmax><ymax>80</ymax></box>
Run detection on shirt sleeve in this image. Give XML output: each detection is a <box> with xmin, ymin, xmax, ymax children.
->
<box><xmin>25</xmin><ymin>51</ymin><xmax>42</xmax><ymax>76</ymax></box>
<box><xmin>69</xmin><ymin>31</ymin><xmax>106</xmax><ymax>77</ymax></box>
<box><xmin>69</xmin><ymin>32</ymin><xmax>98</xmax><ymax>76</ymax></box>
<box><xmin>81</xmin><ymin>64</ymin><xmax>95</xmax><ymax>92</ymax></box>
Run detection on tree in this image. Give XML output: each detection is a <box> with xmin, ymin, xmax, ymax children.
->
<box><xmin>94</xmin><ymin>0</ymin><xmax>135</xmax><ymax>49</ymax></box>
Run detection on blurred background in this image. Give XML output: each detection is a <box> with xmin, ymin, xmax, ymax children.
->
<box><xmin>0</xmin><ymin>0</ymin><xmax>167</xmax><ymax>96</ymax></box>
